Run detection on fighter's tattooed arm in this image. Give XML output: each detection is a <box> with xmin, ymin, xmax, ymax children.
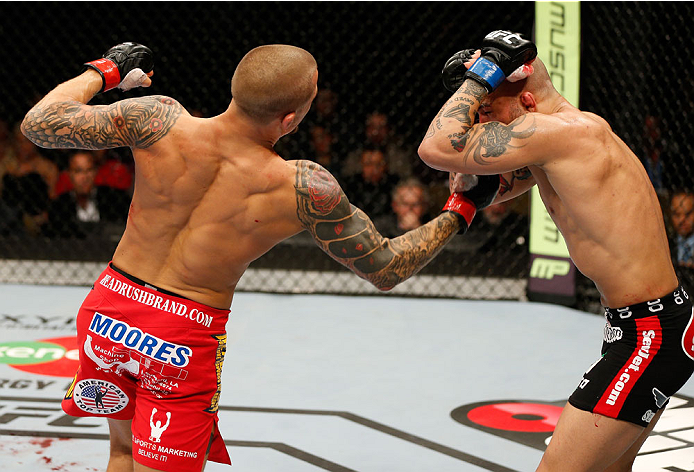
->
<box><xmin>420</xmin><ymin>79</ymin><xmax>543</xmax><ymax>177</ymax></box>
<box><xmin>21</xmin><ymin>96</ymin><xmax>183</xmax><ymax>150</ymax></box>
<box><xmin>452</xmin><ymin>116</ymin><xmax>536</xmax><ymax>166</ymax></box>
<box><xmin>423</xmin><ymin>81</ymin><xmax>484</xmax><ymax>141</ymax></box>
<box><xmin>499</xmin><ymin>167</ymin><xmax>534</xmax><ymax>197</ymax></box>
<box><xmin>294</xmin><ymin>160</ymin><xmax>459</xmax><ymax>290</ymax></box>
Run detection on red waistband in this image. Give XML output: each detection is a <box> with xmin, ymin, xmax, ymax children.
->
<box><xmin>95</xmin><ymin>264</ymin><xmax>230</xmax><ymax>330</ymax></box>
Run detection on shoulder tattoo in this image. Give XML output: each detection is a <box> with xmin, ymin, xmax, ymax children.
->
<box><xmin>294</xmin><ymin>160</ymin><xmax>459</xmax><ymax>289</ymax></box>
<box><xmin>454</xmin><ymin>115</ymin><xmax>536</xmax><ymax>165</ymax></box>
<box><xmin>22</xmin><ymin>95</ymin><xmax>183</xmax><ymax>149</ymax></box>
<box><xmin>294</xmin><ymin>162</ymin><xmax>375</xmax><ymax>265</ymax></box>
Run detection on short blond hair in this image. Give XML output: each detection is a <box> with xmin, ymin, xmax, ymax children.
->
<box><xmin>231</xmin><ymin>44</ymin><xmax>317</xmax><ymax>123</ymax></box>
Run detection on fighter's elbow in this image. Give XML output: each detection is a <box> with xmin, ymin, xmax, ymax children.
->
<box><xmin>418</xmin><ymin>140</ymin><xmax>450</xmax><ymax>172</ymax></box>
<box><xmin>19</xmin><ymin>114</ymin><xmax>31</xmax><ymax>140</ymax></box>
<box><xmin>364</xmin><ymin>273</ymin><xmax>398</xmax><ymax>292</ymax></box>
<box><xmin>374</xmin><ymin>281</ymin><xmax>395</xmax><ymax>292</ymax></box>
<box><xmin>417</xmin><ymin>140</ymin><xmax>435</xmax><ymax>163</ymax></box>
<box><xmin>19</xmin><ymin>114</ymin><xmax>41</xmax><ymax>148</ymax></box>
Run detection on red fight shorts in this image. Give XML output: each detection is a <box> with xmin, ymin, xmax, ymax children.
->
<box><xmin>62</xmin><ymin>263</ymin><xmax>231</xmax><ymax>470</ymax></box>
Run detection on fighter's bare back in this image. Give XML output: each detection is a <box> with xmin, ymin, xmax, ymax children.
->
<box><xmin>22</xmin><ymin>63</ymin><xmax>465</xmax><ymax>311</ymax></box>
<box><xmin>114</xmin><ymin>104</ymin><xmax>309</xmax><ymax>308</ymax></box>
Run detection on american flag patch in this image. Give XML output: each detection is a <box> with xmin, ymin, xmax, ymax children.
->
<box><xmin>73</xmin><ymin>379</ymin><xmax>129</xmax><ymax>414</ymax></box>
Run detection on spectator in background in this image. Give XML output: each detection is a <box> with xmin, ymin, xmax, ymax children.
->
<box><xmin>314</xmin><ymin>88</ymin><xmax>339</xmax><ymax>128</ymax></box>
<box><xmin>0</xmin><ymin>119</ymin><xmax>10</xmax><ymax>162</ymax></box>
<box><xmin>93</xmin><ymin>149</ymin><xmax>134</xmax><ymax>192</ymax></box>
<box><xmin>44</xmin><ymin>151</ymin><xmax>130</xmax><ymax>239</ymax></box>
<box><xmin>640</xmin><ymin>113</ymin><xmax>678</xmax><ymax>195</ymax></box>
<box><xmin>303</xmin><ymin>88</ymin><xmax>349</xmax><ymax>179</ymax></box>
<box><xmin>374</xmin><ymin>178</ymin><xmax>430</xmax><ymax>237</ymax></box>
<box><xmin>308</xmin><ymin>125</ymin><xmax>339</xmax><ymax>177</ymax></box>
<box><xmin>343</xmin><ymin>148</ymin><xmax>398</xmax><ymax>218</ymax></box>
<box><xmin>1</xmin><ymin>123</ymin><xmax>58</xmax><ymax>234</ymax></box>
<box><xmin>55</xmin><ymin>148</ymin><xmax>134</xmax><ymax>196</ymax></box>
<box><xmin>670</xmin><ymin>190</ymin><xmax>694</xmax><ymax>268</ymax></box>
<box><xmin>344</xmin><ymin>111</ymin><xmax>414</xmax><ymax>180</ymax></box>
<box><xmin>0</xmin><ymin>119</ymin><xmax>13</xmax><ymax>196</ymax></box>
<box><xmin>276</xmin><ymin>87</ymin><xmax>346</xmax><ymax>165</ymax></box>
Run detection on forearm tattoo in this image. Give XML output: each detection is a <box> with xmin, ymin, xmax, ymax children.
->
<box><xmin>22</xmin><ymin>95</ymin><xmax>182</xmax><ymax>149</ymax></box>
<box><xmin>294</xmin><ymin>160</ymin><xmax>458</xmax><ymax>289</ymax></box>
<box><xmin>424</xmin><ymin>81</ymin><xmax>485</xmax><ymax>141</ymax></box>
<box><xmin>499</xmin><ymin>166</ymin><xmax>533</xmax><ymax>197</ymax></box>
<box><xmin>443</xmin><ymin>103</ymin><xmax>474</xmax><ymax>127</ymax></box>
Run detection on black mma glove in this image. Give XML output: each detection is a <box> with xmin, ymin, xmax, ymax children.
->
<box><xmin>442</xmin><ymin>174</ymin><xmax>501</xmax><ymax>234</ymax></box>
<box><xmin>442</xmin><ymin>48</ymin><xmax>476</xmax><ymax>93</ymax></box>
<box><xmin>464</xmin><ymin>30</ymin><xmax>537</xmax><ymax>93</ymax></box>
<box><xmin>85</xmin><ymin>42</ymin><xmax>154</xmax><ymax>93</ymax></box>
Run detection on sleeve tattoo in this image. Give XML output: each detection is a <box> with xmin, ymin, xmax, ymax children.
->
<box><xmin>294</xmin><ymin>160</ymin><xmax>459</xmax><ymax>290</ymax></box>
<box><xmin>21</xmin><ymin>95</ymin><xmax>183</xmax><ymax>149</ymax></box>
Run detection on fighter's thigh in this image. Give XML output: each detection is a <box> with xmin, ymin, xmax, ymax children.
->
<box><xmin>107</xmin><ymin>418</ymin><xmax>211</xmax><ymax>472</ymax></box>
<box><xmin>130</xmin><ymin>420</ymin><xmax>214</xmax><ymax>472</ymax></box>
<box><xmin>107</xmin><ymin>418</ymin><xmax>136</xmax><ymax>472</ymax></box>
<box><xmin>536</xmin><ymin>402</ymin><xmax>644</xmax><ymax>472</ymax></box>
<box><xmin>130</xmin><ymin>392</ymin><xmax>218</xmax><ymax>471</ymax></box>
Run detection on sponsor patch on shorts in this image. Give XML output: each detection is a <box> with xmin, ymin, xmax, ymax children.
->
<box><xmin>603</xmin><ymin>323</ymin><xmax>623</xmax><ymax>343</ymax></box>
<box><xmin>72</xmin><ymin>378</ymin><xmax>129</xmax><ymax>414</ymax></box>
<box><xmin>89</xmin><ymin>312</ymin><xmax>192</xmax><ymax>367</ymax></box>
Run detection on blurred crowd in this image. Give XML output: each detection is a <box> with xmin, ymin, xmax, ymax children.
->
<box><xmin>0</xmin><ymin>119</ymin><xmax>132</xmax><ymax>241</ymax></box>
<box><xmin>1</xmin><ymin>91</ymin><xmax>691</xmax><ymax>283</ymax></box>
<box><xmin>638</xmin><ymin>111</ymin><xmax>694</xmax><ymax>288</ymax></box>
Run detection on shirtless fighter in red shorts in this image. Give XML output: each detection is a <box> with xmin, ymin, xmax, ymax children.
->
<box><xmin>419</xmin><ymin>30</ymin><xmax>694</xmax><ymax>471</ymax></box>
<box><xmin>21</xmin><ymin>43</ymin><xmax>498</xmax><ymax>471</ymax></box>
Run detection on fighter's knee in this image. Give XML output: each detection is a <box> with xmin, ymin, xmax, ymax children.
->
<box><xmin>106</xmin><ymin>448</ymin><xmax>134</xmax><ymax>472</ymax></box>
<box><xmin>109</xmin><ymin>433</ymin><xmax>133</xmax><ymax>461</ymax></box>
<box><xmin>110</xmin><ymin>441</ymin><xmax>132</xmax><ymax>456</ymax></box>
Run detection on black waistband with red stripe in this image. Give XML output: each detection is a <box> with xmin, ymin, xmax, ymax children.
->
<box><xmin>605</xmin><ymin>285</ymin><xmax>691</xmax><ymax>322</ymax></box>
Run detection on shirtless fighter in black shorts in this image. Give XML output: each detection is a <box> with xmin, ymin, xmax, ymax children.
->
<box><xmin>419</xmin><ymin>30</ymin><xmax>694</xmax><ymax>471</ymax></box>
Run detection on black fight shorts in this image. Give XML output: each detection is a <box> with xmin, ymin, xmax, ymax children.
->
<box><xmin>569</xmin><ymin>285</ymin><xmax>694</xmax><ymax>427</ymax></box>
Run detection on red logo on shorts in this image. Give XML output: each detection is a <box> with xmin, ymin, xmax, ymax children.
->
<box><xmin>682</xmin><ymin>309</ymin><xmax>694</xmax><ymax>361</ymax></box>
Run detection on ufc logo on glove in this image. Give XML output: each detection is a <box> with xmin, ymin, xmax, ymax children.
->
<box><xmin>485</xmin><ymin>30</ymin><xmax>523</xmax><ymax>44</ymax></box>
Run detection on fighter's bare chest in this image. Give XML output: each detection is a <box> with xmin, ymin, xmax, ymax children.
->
<box><xmin>529</xmin><ymin>167</ymin><xmax>567</xmax><ymax>224</ymax></box>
